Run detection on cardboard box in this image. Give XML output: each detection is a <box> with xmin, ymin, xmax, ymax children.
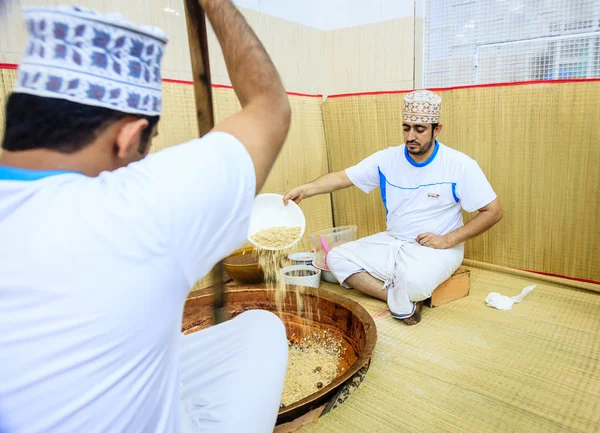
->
<box><xmin>425</xmin><ymin>266</ymin><xmax>471</xmax><ymax>308</ymax></box>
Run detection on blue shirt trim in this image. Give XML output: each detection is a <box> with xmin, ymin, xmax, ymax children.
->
<box><xmin>404</xmin><ymin>141</ymin><xmax>439</xmax><ymax>168</ymax></box>
<box><xmin>452</xmin><ymin>183</ymin><xmax>459</xmax><ymax>203</ymax></box>
<box><xmin>382</xmin><ymin>180</ymin><xmax>455</xmax><ymax>190</ymax></box>
<box><xmin>378</xmin><ymin>167</ymin><xmax>388</xmax><ymax>215</ymax></box>
<box><xmin>0</xmin><ymin>166</ymin><xmax>80</xmax><ymax>181</ymax></box>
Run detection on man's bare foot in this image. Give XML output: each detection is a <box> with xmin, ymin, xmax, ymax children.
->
<box><xmin>403</xmin><ymin>301</ymin><xmax>423</xmax><ymax>326</ymax></box>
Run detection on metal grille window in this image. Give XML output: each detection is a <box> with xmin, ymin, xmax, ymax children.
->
<box><xmin>424</xmin><ymin>0</ymin><xmax>600</xmax><ymax>87</ymax></box>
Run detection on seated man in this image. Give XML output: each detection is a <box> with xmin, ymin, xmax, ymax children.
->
<box><xmin>284</xmin><ymin>90</ymin><xmax>502</xmax><ymax>325</ymax></box>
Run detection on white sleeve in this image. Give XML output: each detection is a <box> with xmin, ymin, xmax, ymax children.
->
<box><xmin>119</xmin><ymin>132</ymin><xmax>256</xmax><ymax>286</ymax></box>
<box><xmin>345</xmin><ymin>150</ymin><xmax>386</xmax><ymax>194</ymax></box>
<box><xmin>456</xmin><ymin>159</ymin><xmax>497</xmax><ymax>212</ymax></box>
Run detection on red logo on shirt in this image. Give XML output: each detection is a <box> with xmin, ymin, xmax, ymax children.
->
<box><xmin>427</xmin><ymin>193</ymin><xmax>440</xmax><ymax>199</ymax></box>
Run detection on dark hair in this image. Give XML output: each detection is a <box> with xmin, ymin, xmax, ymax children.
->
<box><xmin>2</xmin><ymin>93</ymin><xmax>159</xmax><ymax>154</ymax></box>
<box><xmin>431</xmin><ymin>123</ymin><xmax>439</xmax><ymax>139</ymax></box>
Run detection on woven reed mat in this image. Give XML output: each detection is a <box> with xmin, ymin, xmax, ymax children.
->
<box><xmin>300</xmin><ymin>266</ymin><xmax>600</xmax><ymax>433</ymax></box>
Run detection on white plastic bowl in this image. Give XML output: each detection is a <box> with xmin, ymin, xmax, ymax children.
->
<box><xmin>280</xmin><ymin>265</ymin><xmax>321</xmax><ymax>288</ymax></box>
<box><xmin>312</xmin><ymin>262</ymin><xmax>339</xmax><ymax>284</ymax></box>
<box><xmin>288</xmin><ymin>252</ymin><xmax>315</xmax><ymax>266</ymax></box>
<box><xmin>248</xmin><ymin>193</ymin><xmax>306</xmax><ymax>251</ymax></box>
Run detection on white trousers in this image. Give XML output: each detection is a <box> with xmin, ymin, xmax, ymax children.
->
<box><xmin>179</xmin><ymin>310</ymin><xmax>288</xmax><ymax>433</ymax></box>
<box><xmin>327</xmin><ymin>232</ymin><xmax>464</xmax><ymax>319</ymax></box>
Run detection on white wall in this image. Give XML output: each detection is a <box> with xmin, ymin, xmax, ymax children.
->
<box><xmin>234</xmin><ymin>0</ymin><xmax>420</xmax><ymax>30</ymax></box>
<box><xmin>0</xmin><ymin>0</ymin><xmax>422</xmax><ymax>94</ymax></box>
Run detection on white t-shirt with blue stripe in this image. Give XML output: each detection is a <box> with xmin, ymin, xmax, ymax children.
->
<box><xmin>0</xmin><ymin>132</ymin><xmax>256</xmax><ymax>433</ymax></box>
<box><xmin>345</xmin><ymin>141</ymin><xmax>497</xmax><ymax>241</ymax></box>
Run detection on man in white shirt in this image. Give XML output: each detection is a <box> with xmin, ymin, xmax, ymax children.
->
<box><xmin>0</xmin><ymin>2</ymin><xmax>291</xmax><ymax>432</ymax></box>
<box><xmin>284</xmin><ymin>90</ymin><xmax>502</xmax><ymax>325</ymax></box>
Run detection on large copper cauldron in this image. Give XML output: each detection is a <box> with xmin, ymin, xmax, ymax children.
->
<box><xmin>182</xmin><ymin>285</ymin><xmax>377</xmax><ymax>425</ymax></box>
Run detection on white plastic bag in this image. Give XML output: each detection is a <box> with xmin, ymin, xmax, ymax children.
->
<box><xmin>485</xmin><ymin>285</ymin><xmax>536</xmax><ymax>310</ymax></box>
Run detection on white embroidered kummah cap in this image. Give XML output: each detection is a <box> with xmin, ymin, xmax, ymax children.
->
<box><xmin>13</xmin><ymin>6</ymin><xmax>168</xmax><ymax>116</ymax></box>
<box><xmin>402</xmin><ymin>89</ymin><xmax>442</xmax><ymax>124</ymax></box>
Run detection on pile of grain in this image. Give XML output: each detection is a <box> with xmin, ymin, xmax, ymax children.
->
<box><xmin>249</xmin><ymin>226</ymin><xmax>344</xmax><ymax>406</ymax></box>
<box><xmin>252</xmin><ymin>225</ymin><xmax>307</xmax><ymax>315</ymax></box>
<box><xmin>281</xmin><ymin>330</ymin><xmax>344</xmax><ymax>407</ymax></box>
<box><xmin>250</xmin><ymin>226</ymin><xmax>302</xmax><ymax>249</ymax></box>
<box><xmin>256</xmin><ymin>248</ymin><xmax>289</xmax><ymax>311</ymax></box>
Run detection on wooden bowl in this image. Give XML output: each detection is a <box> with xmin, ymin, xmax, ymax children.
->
<box><xmin>182</xmin><ymin>285</ymin><xmax>377</xmax><ymax>426</ymax></box>
<box><xmin>222</xmin><ymin>247</ymin><xmax>264</xmax><ymax>284</ymax></box>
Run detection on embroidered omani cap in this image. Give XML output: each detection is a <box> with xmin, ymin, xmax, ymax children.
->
<box><xmin>13</xmin><ymin>5</ymin><xmax>168</xmax><ymax>116</ymax></box>
<box><xmin>402</xmin><ymin>89</ymin><xmax>442</xmax><ymax>124</ymax></box>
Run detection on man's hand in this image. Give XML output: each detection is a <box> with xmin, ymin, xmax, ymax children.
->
<box><xmin>282</xmin><ymin>171</ymin><xmax>354</xmax><ymax>206</ymax></box>
<box><xmin>283</xmin><ymin>185</ymin><xmax>310</xmax><ymax>205</ymax></box>
<box><xmin>416</xmin><ymin>232</ymin><xmax>451</xmax><ymax>249</ymax></box>
<box><xmin>420</xmin><ymin>199</ymin><xmax>502</xmax><ymax>249</ymax></box>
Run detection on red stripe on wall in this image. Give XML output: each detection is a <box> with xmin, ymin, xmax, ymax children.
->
<box><xmin>4</xmin><ymin>63</ymin><xmax>598</xmax><ymax>98</ymax></box>
<box><xmin>426</xmin><ymin>77</ymin><xmax>600</xmax><ymax>92</ymax></box>
<box><xmin>519</xmin><ymin>269</ymin><xmax>600</xmax><ymax>286</ymax></box>
<box><xmin>327</xmin><ymin>78</ymin><xmax>600</xmax><ymax>98</ymax></box>
<box><xmin>1</xmin><ymin>64</ymin><xmax>324</xmax><ymax>97</ymax></box>
<box><xmin>209</xmin><ymin>83</ymin><xmax>323</xmax><ymax>97</ymax></box>
<box><xmin>287</xmin><ymin>91</ymin><xmax>323</xmax><ymax>98</ymax></box>
<box><xmin>328</xmin><ymin>89</ymin><xmax>413</xmax><ymax>98</ymax></box>
<box><xmin>162</xmin><ymin>78</ymin><xmax>194</xmax><ymax>85</ymax></box>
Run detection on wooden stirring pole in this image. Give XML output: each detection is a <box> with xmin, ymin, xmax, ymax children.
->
<box><xmin>183</xmin><ymin>0</ymin><xmax>227</xmax><ymax>324</ymax></box>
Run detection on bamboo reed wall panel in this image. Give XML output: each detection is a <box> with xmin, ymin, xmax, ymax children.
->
<box><xmin>0</xmin><ymin>69</ymin><xmax>11</xmax><ymax>151</ymax></box>
<box><xmin>208</xmin><ymin>87</ymin><xmax>334</xmax><ymax>257</ymax></box>
<box><xmin>0</xmin><ymin>72</ymin><xmax>333</xmax><ymax>290</ymax></box>
<box><xmin>322</xmin><ymin>82</ymin><xmax>600</xmax><ymax>282</ymax></box>
<box><xmin>322</xmin><ymin>94</ymin><xmax>391</xmax><ymax>238</ymax></box>
<box><xmin>3</xmin><ymin>62</ymin><xmax>599</xmax><ymax>282</ymax></box>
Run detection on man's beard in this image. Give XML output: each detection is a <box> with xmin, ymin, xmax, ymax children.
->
<box><xmin>406</xmin><ymin>137</ymin><xmax>435</xmax><ymax>156</ymax></box>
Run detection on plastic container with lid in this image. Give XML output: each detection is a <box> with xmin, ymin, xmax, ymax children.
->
<box><xmin>308</xmin><ymin>226</ymin><xmax>358</xmax><ymax>270</ymax></box>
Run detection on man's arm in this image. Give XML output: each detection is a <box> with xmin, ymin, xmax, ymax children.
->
<box><xmin>201</xmin><ymin>0</ymin><xmax>291</xmax><ymax>193</ymax></box>
<box><xmin>416</xmin><ymin>199</ymin><xmax>503</xmax><ymax>249</ymax></box>
<box><xmin>283</xmin><ymin>149</ymin><xmax>386</xmax><ymax>204</ymax></box>
<box><xmin>283</xmin><ymin>171</ymin><xmax>354</xmax><ymax>205</ymax></box>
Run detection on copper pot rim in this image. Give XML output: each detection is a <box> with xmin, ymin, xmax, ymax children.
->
<box><xmin>222</xmin><ymin>262</ymin><xmax>261</xmax><ymax>269</ymax></box>
<box><xmin>185</xmin><ymin>286</ymin><xmax>377</xmax><ymax>416</ymax></box>
<box><xmin>222</xmin><ymin>246</ymin><xmax>260</xmax><ymax>268</ymax></box>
